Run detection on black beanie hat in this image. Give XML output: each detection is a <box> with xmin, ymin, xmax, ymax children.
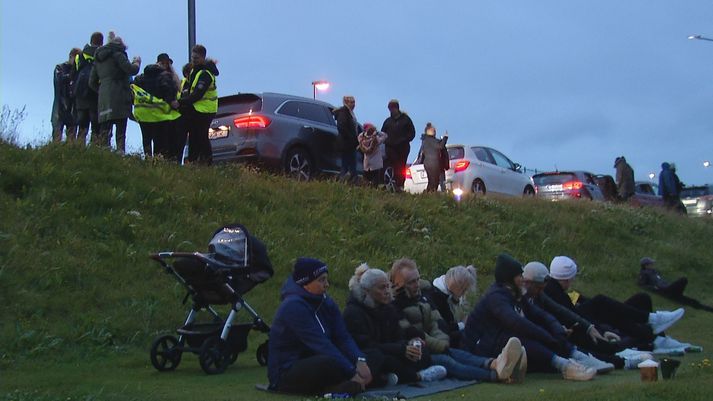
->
<box><xmin>293</xmin><ymin>257</ymin><xmax>329</xmax><ymax>286</ymax></box>
<box><xmin>494</xmin><ymin>253</ymin><xmax>523</xmax><ymax>284</ymax></box>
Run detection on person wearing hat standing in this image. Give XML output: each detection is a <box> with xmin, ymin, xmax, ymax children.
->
<box><xmin>544</xmin><ymin>255</ymin><xmax>685</xmax><ymax>350</ymax></box>
<box><xmin>464</xmin><ymin>253</ymin><xmax>597</xmax><ymax>381</ymax></box>
<box><xmin>357</xmin><ymin>123</ymin><xmax>388</xmax><ymax>187</ymax></box>
<box><xmin>613</xmin><ymin>156</ymin><xmax>635</xmax><ymax>201</ymax></box>
<box><xmin>381</xmin><ymin>100</ymin><xmax>416</xmax><ymax>191</ymax></box>
<box><xmin>268</xmin><ymin>257</ymin><xmax>371</xmax><ymax>396</ymax></box>
<box><xmin>131</xmin><ymin>54</ymin><xmax>180</xmax><ymax>158</ymax></box>
<box><xmin>89</xmin><ymin>31</ymin><xmax>141</xmax><ymax>153</ymax></box>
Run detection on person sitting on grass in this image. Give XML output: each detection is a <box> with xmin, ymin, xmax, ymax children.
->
<box><xmin>268</xmin><ymin>257</ymin><xmax>372</xmax><ymax>397</ymax></box>
<box><xmin>391</xmin><ymin>258</ymin><xmax>526</xmax><ymax>383</ymax></box>
<box><xmin>543</xmin><ymin>255</ymin><xmax>685</xmax><ymax>351</ymax></box>
<box><xmin>423</xmin><ymin>265</ymin><xmax>478</xmax><ymax>349</ymax></box>
<box><xmin>343</xmin><ymin>263</ymin><xmax>447</xmax><ymax>386</ymax></box>
<box><xmin>464</xmin><ymin>253</ymin><xmax>600</xmax><ymax>381</ymax></box>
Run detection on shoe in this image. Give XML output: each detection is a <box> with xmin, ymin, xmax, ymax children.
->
<box><xmin>418</xmin><ymin>365</ymin><xmax>447</xmax><ymax>382</ymax></box>
<box><xmin>507</xmin><ymin>346</ymin><xmax>528</xmax><ymax>384</ymax></box>
<box><xmin>624</xmin><ymin>353</ymin><xmax>654</xmax><ymax>370</ymax></box>
<box><xmin>649</xmin><ymin>308</ymin><xmax>685</xmax><ymax>335</ymax></box>
<box><xmin>571</xmin><ymin>351</ymin><xmax>614</xmax><ymax>374</ymax></box>
<box><xmin>384</xmin><ymin>373</ymin><xmax>399</xmax><ymax>387</ymax></box>
<box><xmin>494</xmin><ymin>337</ymin><xmax>523</xmax><ymax>381</ymax></box>
<box><xmin>562</xmin><ymin>360</ymin><xmax>596</xmax><ymax>381</ymax></box>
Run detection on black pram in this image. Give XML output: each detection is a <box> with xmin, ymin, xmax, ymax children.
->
<box><xmin>149</xmin><ymin>223</ymin><xmax>273</xmax><ymax>374</ymax></box>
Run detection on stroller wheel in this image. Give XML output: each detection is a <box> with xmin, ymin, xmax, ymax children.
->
<box><xmin>150</xmin><ymin>335</ymin><xmax>182</xmax><ymax>372</ymax></box>
<box><xmin>199</xmin><ymin>337</ymin><xmax>230</xmax><ymax>375</ymax></box>
<box><xmin>256</xmin><ymin>341</ymin><xmax>269</xmax><ymax>366</ymax></box>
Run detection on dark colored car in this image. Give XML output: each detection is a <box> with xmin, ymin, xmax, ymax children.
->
<box><xmin>532</xmin><ymin>171</ymin><xmax>605</xmax><ymax>201</ymax></box>
<box><xmin>207</xmin><ymin>92</ymin><xmax>361</xmax><ymax>181</ymax></box>
<box><xmin>680</xmin><ymin>185</ymin><xmax>713</xmax><ymax>217</ymax></box>
<box><xmin>593</xmin><ymin>174</ymin><xmax>618</xmax><ymax>202</ymax></box>
<box><xmin>631</xmin><ymin>181</ymin><xmax>665</xmax><ymax>208</ymax></box>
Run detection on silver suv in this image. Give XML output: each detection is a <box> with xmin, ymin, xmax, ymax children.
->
<box><xmin>680</xmin><ymin>185</ymin><xmax>713</xmax><ymax>217</ymax></box>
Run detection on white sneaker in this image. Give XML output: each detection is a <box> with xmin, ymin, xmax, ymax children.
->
<box><xmin>649</xmin><ymin>308</ymin><xmax>685</xmax><ymax>334</ymax></box>
<box><xmin>562</xmin><ymin>360</ymin><xmax>596</xmax><ymax>381</ymax></box>
<box><xmin>654</xmin><ymin>335</ymin><xmax>687</xmax><ymax>349</ymax></box>
<box><xmin>494</xmin><ymin>337</ymin><xmax>523</xmax><ymax>381</ymax></box>
<box><xmin>418</xmin><ymin>365</ymin><xmax>447</xmax><ymax>382</ymax></box>
<box><xmin>624</xmin><ymin>353</ymin><xmax>654</xmax><ymax>370</ymax></box>
<box><xmin>572</xmin><ymin>352</ymin><xmax>615</xmax><ymax>374</ymax></box>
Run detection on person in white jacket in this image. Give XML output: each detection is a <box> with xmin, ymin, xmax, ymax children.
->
<box><xmin>357</xmin><ymin>123</ymin><xmax>388</xmax><ymax>187</ymax></box>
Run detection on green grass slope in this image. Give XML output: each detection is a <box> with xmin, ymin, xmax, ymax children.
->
<box><xmin>1</xmin><ymin>143</ymin><xmax>712</xmax><ymax>400</ymax></box>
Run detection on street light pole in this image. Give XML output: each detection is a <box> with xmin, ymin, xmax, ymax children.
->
<box><xmin>188</xmin><ymin>0</ymin><xmax>196</xmax><ymax>61</ymax></box>
<box><xmin>311</xmin><ymin>80</ymin><xmax>330</xmax><ymax>99</ymax></box>
<box><xmin>688</xmin><ymin>34</ymin><xmax>713</xmax><ymax>42</ymax></box>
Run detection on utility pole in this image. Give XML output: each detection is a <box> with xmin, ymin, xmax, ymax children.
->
<box><xmin>188</xmin><ymin>0</ymin><xmax>196</xmax><ymax>61</ymax></box>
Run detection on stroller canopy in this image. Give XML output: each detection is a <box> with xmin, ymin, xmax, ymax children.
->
<box><xmin>208</xmin><ymin>224</ymin><xmax>274</xmax><ymax>285</ymax></box>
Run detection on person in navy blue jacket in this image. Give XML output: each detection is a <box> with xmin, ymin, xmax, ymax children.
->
<box><xmin>464</xmin><ymin>254</ymin><xmax>598</xmax><ymax>381</ymax></box>
<box><xmin>267</xmin><ymin>257</ymin><xmax>372</xmax><ymax>396</ymax></box>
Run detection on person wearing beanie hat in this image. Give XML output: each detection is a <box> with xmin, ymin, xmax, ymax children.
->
<box><xmin>544</xmin><ymin>255</ymin><xmax>686</xmax><ymax>352</ymax></box>
<box><xmin>464</xmin><ymin>253</ymin><xmax>596</xmax><ymax>381</ymax></box>
<box><xmin>268</xmin><ymin>257</ymin><xmax>371</xmax><ymax>396</ymax></box>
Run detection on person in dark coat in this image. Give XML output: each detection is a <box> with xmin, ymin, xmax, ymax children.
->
<box><xmin>333</xmin><ymin>96</ymin><xmax>359</xmax><ymax>183</ymax></box>
<box><xmin>381</xmin><ymin>99</ymin><xmax>416</xmax><ymax>191</ymax></box>
<box><xmin>343</xmin><ymin>264</ymin><xmax>448</xmax><ymax>386</ymax></box>
<box><xmin>464</xmin><ymin>254</ymin><xmax>597</xmax><ymax>380</ymax></box>
<box><xmin>658</xmin><ymin>162</ymin><xmax>685</xmax><ymax>212</ymax></box>
<box><xmin>544</xmin><ymin>255</ymin><xmax>685</xmax><ymax>351</ymax></box>
<box><xmin>614</xmin><ymin>156</ymin><xmax>635</xmax><ymax>201</ymax></box>
<box><xmin>89</xmin><ymin>32</ymin><xmax>141</xmax><ymax>153</ymax></box>
<box><xmin>51</xmin><ymin>48</ymin><xmax>81</xmax><ymax>143</ymax></box>
<box><xmin>267</xmin><ymin>258</ymin><xmax>371</xmax><ymax>396</ymax></box>
<box><xmin>638</xmin><ymin>257</ymin><xmax>713</xmax><ymax>313</ymax></box>
<box><xmin>73</xmin><ymin>32</ymin><xmax>103</xmax><ymax>147</ymax></box>
<box><xmin>416</xmin><ymin>123</ymin><xmax>448</xmax><ymax>192</ymax></box>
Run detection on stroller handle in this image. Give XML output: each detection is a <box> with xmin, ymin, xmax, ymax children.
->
<box><xmin>149</xmin><ymin>252</ymin><xmax>243</xmax><ymax>271</ymax></box>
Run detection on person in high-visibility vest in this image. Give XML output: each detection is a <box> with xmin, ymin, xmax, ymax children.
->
<box><xmin>174</xmin><ymin>44</ymin><xmax>217</xmax><ymax>165</ymax></box>
<box><xmin>132</xmin><ymin>54</ymin><xmax>180</xmax><ymax>158</ymax></box>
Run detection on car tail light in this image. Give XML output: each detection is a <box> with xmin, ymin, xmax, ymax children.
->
<box><xmin>454</xmin><ymin>160</ymin><xmax>470</xmax><ymax>173</ymax></box>
<box><xmin>233</xmin><ymin>115</ymin><xmax>271</xmax><ymax>129</ymax></box>
<box><xmin>563</xmin><ymin>181</ymin><xmax>584</xmax><ymax>190</ymax></box>
<box><xmin>405</xmin><ymin>167</ymin><xmax>412</xmax><ymax>180</ymax></box>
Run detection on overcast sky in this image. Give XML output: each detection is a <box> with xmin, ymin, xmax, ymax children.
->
<box><xmin>2</xmin><ymin>0</ymin><xmax>713</xmax><ymax>184</ymax></box>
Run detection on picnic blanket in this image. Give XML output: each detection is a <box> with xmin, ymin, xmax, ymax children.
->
<box><xmin>256</xmin><ymin>378</ymin><xmax>478</xmax><ymax>399</ymax></box>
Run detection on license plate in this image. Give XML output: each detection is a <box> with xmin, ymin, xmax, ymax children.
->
<box><xmin>208</xmin><ymin>126</ymin><xmax>229</xmax><ymax>140</ymax></box>
<box><xmin>547</xmin><ymin>184</ymin><xmax>563</xmax><ymax>191</ymax></box>
<box><xmin>420</xmin><ymin>171</ymin><xmax>427</xmax><ymax>179</ymax></box>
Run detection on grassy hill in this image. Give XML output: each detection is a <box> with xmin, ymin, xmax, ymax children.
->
<box><xmin>1</xmin><ymin>142</ymin><xmax>712</xmax><ymax>401</ymax></box>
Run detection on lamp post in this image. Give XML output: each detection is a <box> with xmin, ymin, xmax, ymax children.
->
<box><xmin>688</xmin><ymin>34</ymin><xmax>713</xmax><ymax>42</ymax></box>
<box><xmin>312</xmin><ymin>80</ymin><xmax>330</xmax><ymax>99</ymax></box>
<box><xmin>649</xmin><ymin>173</ymin><xmax>656</xmax><ymax>181</ymax></box>
<box><xmin>704</xmin><ymin>161</ymin><xmax>711</xmax><ymax>168</ymax></box>
<box><xmin>188</xmin><ymin>0</ymin><xmax>196</xmax><ymax>61</ymax></box>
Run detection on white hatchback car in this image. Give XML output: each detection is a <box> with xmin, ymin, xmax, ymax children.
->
<box><xmin>405</xmin><ymin>144</ymin><xmax>535</xmax><ymax>197</ymax></box>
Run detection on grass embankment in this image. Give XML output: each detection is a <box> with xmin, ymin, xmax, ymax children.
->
<box><xmin>1</xmin><ymin>143</ymin><xmax>712</xmax><ymax>400</ymax></box>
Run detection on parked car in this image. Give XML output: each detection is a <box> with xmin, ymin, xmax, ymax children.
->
<box><xmin>208</xmin><ymin>92</ymin><xmax>372</xmax><ymax>182</ymax></box>
<box><xmin>593</xmin><ymin>174</ymin><xmax>618</xmax><ymax>202</ymax></box>
<box><xmin>680</xmin><ymin>185</ymin><xmax>713</xmax><ymax>217</ymax></box>
<box><xmin>631</xmin><ymin>181</ymin><xmax>665</xmax><ymax>208</ymax></box>
<box><xmin>405</xmin><ymin>144</ymin><xmax>534</xmax><ymax>197</ymax></box>
<box><xmin>532</xmin><ymin>171</ymin><xmax>605</xmax><ymax>201</ymax></box>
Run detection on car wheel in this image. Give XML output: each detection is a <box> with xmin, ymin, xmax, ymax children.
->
<box><xmin>523</xmin><ymin>186</ymin><xmax>535</xmax><ymax>197</ymax></box>
<box><xmin>383</xmin><ymin>166</ymin><xmax>396</xmax><ymax>192</ymax></box>
<box><xmin>472</xmin><ymin>179</ymin><xmax>486</xmax><ymax>196</ymax></box>
<box><xmin>284</xmin><ymin>147</ymin><xmax>313</xmax><ymax>182</ymax></box>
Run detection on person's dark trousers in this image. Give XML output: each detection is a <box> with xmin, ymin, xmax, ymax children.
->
<box><xmin>386</xmin><ymin>144</ymin><xmax>410</xmax><ymax>191</ymax></box>
<box><xmin>363</xmin><ymin>169</ymin><xmax>382</xmax><ymax>187</ymax></box>
<box><xmin>139</xmin><ymin>120</ymin><xmax>174</xmax><ymax>159</ymax></box>
<box><xmin>577</xmin><ymin>294</ymin><xmax>654</xmax><ymax>343</ymax></box>
<box><xmin>277</xmin><ymin>355</ymin><xmax>354</xmax><ymax>395</ymax></box>
<box><xmin>568</xmin><ymin>328</ymin><xmax>625</xmax><ymax>369</ymax></box>
<box><xmin>185</xmin><ymin>112</ymin><xmax>214</xmax><ymax>165</ymax></box>
<box><xmin>76</xmin><ymin>107</ymin><xmax>98</xmax><ymax>146</ymax></box>
<box><xmin>339</xmin><ymin>149</ymin><xmax>357</xmax><ymax>183</ymax></box>
<box><xmin>139</xmin><ymin>122</ymin><xmax>157</xmax><ymax>157</ymax></box>
<box><xmin>172</xmin><ymin>115</ymin><xmax>189</xmax><ymax>164</ymax></box>
<box><xmin>425</xmin><ymin>163</ymin><xmax>441</xmax><ymax>192</ymax></box>
<box><xmin>661</xmin><ymin>278</ymin><xmax>688</xmax><ymax>298</ymax></box>
<box><xmin>98</xmin><ymin>118</ymin><xmax>128</xmax><ymax>153</ymax></box>
<box><xmin>439</xmin><ymin>171</ymin><xmax>447</xmax><ymax>192</ymax></box>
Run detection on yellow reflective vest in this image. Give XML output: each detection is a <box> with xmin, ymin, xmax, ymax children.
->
<box><xmin>131</xmin><ymin>84</ymin><xmax>180</xmax><ymax>123</ymax></box>
<box><xmin>190</xmin><ymin>69</ymin><xmax>218</xmax><ymax>114</ymax></box>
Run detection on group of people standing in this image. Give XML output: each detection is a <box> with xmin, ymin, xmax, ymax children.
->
<box><xmin>614</xmin><ymin>156</ymin><xmax>686</xmax><ymax>212</ymax></box>
<box><xmin>51</xmin><ymin>31</ymin><xmax>218</xmax><ymax>164</ymax></box>
<box><xmin>267</xmin><ymin>253</ymin><xmax>687</xmax><ymax>397</ymax></box>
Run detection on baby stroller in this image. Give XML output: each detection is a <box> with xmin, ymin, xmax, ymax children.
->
<box><xmin>148</xmin><ymin>223</ymin><xmax>273</xmax><ymax>374</ymax></box>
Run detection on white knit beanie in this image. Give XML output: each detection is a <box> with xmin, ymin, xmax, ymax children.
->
<box><xmin>549</xmin><ymin>256</ymin><xmax>577</xmax><ymax>280</ymax></box>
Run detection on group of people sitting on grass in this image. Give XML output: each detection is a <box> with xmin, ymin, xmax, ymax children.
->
<box><xmin>267</xmin><ymin>253</ymin><xmax>687</xmax><ymax>397</ymax></box>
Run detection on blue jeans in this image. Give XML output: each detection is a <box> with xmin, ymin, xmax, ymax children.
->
<box><xmin>340</xmin><ymin>150</ymin><xmax>357</xmax><ymax>181</ymax></box>
<box><xmin>431</xmin><ymin>348</ymin><xmax>495</xmax><ymax>382</ymax></box>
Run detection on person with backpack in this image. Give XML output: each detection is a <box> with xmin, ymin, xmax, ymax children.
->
<box><xmin>357</xmin><ymin>123</ymin><xmax>388</xmax><ymax>187</ymax></box>
<box><xmin>73</xmin><ymin>32</ymin><xmax>103</xmax><ymax>147</ymax></box>
<box><xmin>51</xmin><ymin>48</ymin><xmax>81</xmax><ymax>143</ymax></box>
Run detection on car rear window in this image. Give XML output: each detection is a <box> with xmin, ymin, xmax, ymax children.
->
<box><xmin>447</xmin><ymin>146</ymin><xmax>464</xmax><ymax>160</ymax></box>
<box><xmin>533</xmin><ymin>173</ymin><xmax>577</xmax><ymax>186</ymax></box>
<box><xmin>217</xmin><ymin>94</ymin><xmax>263</xmax><ymax>117</ymax></box>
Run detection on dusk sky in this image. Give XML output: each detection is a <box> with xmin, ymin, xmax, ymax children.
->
<box><xmin>2</xmin><ymin>1</ymin><xmax>713</xmax><ymax>184</ymax></box>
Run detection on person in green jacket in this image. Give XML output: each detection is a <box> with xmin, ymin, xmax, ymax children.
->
<box><xmin>89</xmin><ymin>31</ymin><xmax>141</xmax><ymax>154</ymax></box>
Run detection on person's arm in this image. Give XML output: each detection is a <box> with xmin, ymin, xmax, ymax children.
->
<box><xmin>336</xmin><ymin>109</ymin><xmax>352</xmax><ymax>139</ymax></box>
<box><xmin>178</xmin><ymin>71</ymin><xmax>212</xmax><ymax>106</ymax></box>
<box><xmin>377</xmin><ymin>132</ymin><xmax>388</xmax><ymax>144</ymax></box>
<box><xmin>113</xmin><ymin>52</ymin><xmax>140</xmax><ymax>76</ymax></box>
<box><xmin>540</xmin><ymin>293</ymin><xmax>588</xmax><ymax>329</ymax></box>
<box><xmin>405</xmin><ymin>115</ymin><xmax>416</xmax><ymax>142</ymax></box>
<box><xmin>487</xmin><ymin>291</ymin><xmax>558</xmax><ymax>346</ymax></box>
<box><xmin>524</xmin><ymin>300</ymin><xmax>567</xmax><ymax>339</ymax></box>
<box><xmin>424</xmin><ymin>309</ymin><xmax>451</xmax><ymax>353</ymax></box>
<box><xmin>159</xmin><ymin>72</ymin><xmax>177</xmax><ymax>103</ymax></box>
<box><xmin>88</xmin><ymin>63</ymin><xmax>99</xmax><ymax>92</ymax></box>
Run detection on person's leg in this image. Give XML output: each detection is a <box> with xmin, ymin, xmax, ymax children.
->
<box><xmin>438</xmin><ymin>348</ymin><xmax>497</xmax><ymax>382</ymax></box>
<box><xmin>425</xmin><ymin>164</ymin><xmax>440</xmax><ymax>192</ymax></box>
<box><xmin>578</xmin><ymin>295</ymin><xmax>655</xmax><ymax>343</ymax></box>
<box><xmin>88</xmin><ymin>106</ymin><xmax>99</xmax><ymax>147</ymax></box>
<box><xmin>114</xmin><ymin>118</ymin><xmax>127</xmax><ymax>154</ymax></box>
<box><xmin>519</xmin><ymin>338</ymin><xmax>557</xmax><ymax>373</ymax></box>
<box><xmin>380</xmin><ymin>354</ymin><xmax>420</xmax><ymax>384</ymax></box>
<box><xmin>76</xmin><ymin>109</ymin><xmax>89</xmax><ymax>147</ymax></box>
<box><xmin>347</xmin><ymin>150</ymin><xmax>357</xmax><ymax>183</ymax></box>
<box><xmin>139</xmin><ymin>122</ymin><xmax>154</xmax><ymax>158</ymax></box>
<box><xmin>189</xmin><ymin>113</ymin><xmax>213</xmax><ymax>165</ymax></box>
<box><xmin>172</xmin><ymin>116</ymin><xmax>188</xmax><ymax>164</ymax></box>
<box><xmin>439</xmin><ymin>170</ymin><xmax>446</xmax><ymax>192</ymax></box>
<box><xmin>625</xmin><ymin>293</ymin><xmax>653</xmax><ymax>313</ymax></box>
<box><xmin>155</xmin><ymin>120</ymin><xmax>174</xmax><ymax>159</ymax></box>
<box><xmin>664</xmin><ymin>278</ymin><xmax>688</xmax><ymax>298</ymax></box>
<box><xmin>396</xmin><ymin>144</ymin><xmax>410</xmax><ymax>189</ymax></box>
<box><xmin>97</xmin><ymin>121</ymin><xmax>113</xmax><ymax>149</ymax></box>
<box><xmin>339</xmin><ymin>150</ymin><xmax>350</xmax><ymax>179</ymax></box>
<box><xmin>277</xmin><ymin>355</ymin><xmax>353</xmax><ymax>395</ymax></box>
